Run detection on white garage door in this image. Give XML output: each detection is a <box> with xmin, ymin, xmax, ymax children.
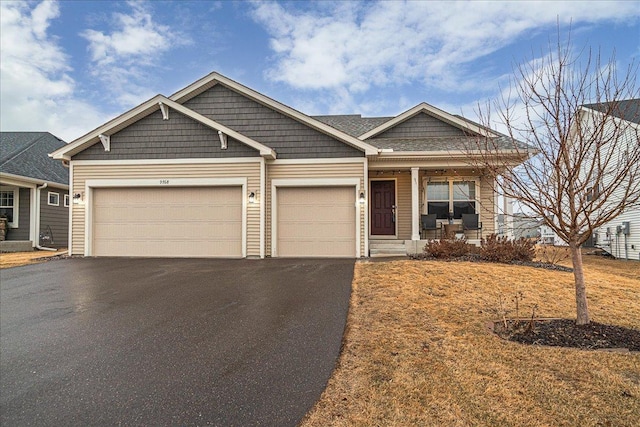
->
<box><xmin>277</xmin><ymin>186</ymin><xmax>356</xmax><ymax>257</ymax></box>
<box><xmin>92</xmin><ymin>186</ymin><xmax>242</xmax><ymax>257</ymax></box>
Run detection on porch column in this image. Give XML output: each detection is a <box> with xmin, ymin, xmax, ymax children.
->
<box><xmin>503</xmin><ymin>193</ymin><xmax>514</xmax><ymax>239</ymax></box>
<box><xmin>411</xmin><ymin>167</ymin><xmax>420</xmax><ymax>240</ymax></box>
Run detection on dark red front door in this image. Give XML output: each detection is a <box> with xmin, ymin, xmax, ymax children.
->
<box><xmin>370</xmin><ymin>180</ymin><xmax>395</xmax><ymax>235</ymax></box>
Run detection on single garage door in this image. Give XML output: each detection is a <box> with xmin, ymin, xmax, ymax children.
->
<box><xmin>277</xmin><ymin>186</ymin><xmax>356</xmax><ymax>257</ymax></box>
<box><xmin>92</xmin><ymin>186</ymin><xmax>242</xmax><ymax>257</ymax></box>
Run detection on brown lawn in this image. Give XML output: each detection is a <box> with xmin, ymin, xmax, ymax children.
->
<box><xmin>0</xmin><ymin>249</ymin><xmax>67</xmax><ymax>269</ymax></box>
<box><xmin>302</xmin><ymin>253</ymin><xmax>640</xmax><ymax>427</ymax></box>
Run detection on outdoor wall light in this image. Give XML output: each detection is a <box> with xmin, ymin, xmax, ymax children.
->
<box><xmin>248</xmin><ymin>192</ymin><xmax>256</xmax><ymax>204</ymax></box>
<box><xmin>359</xmin><ymin>192</ymin><xmax>366</xmax><ymax>204</ymax></box>
<box><xmin>72</xmin><ymin>193</ymin><xmax>82</xmax><ymax>204</ymax></box>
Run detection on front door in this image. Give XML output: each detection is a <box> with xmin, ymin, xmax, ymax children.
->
<box><xmin>370</xmin><ymin>180</ymin><xmax>395</xmax><ymax>235</ymax></box>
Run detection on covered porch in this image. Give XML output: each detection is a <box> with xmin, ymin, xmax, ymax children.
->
<box><xmin>366</xmin><ymin>162</ymin><xmax>503</xmax><ymax>256</ymax></box>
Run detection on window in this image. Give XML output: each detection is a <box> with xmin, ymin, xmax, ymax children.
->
<box><xmin>64</xmin><ymin>194</ymin><xmax>70</xmax><ymax>207</ymax></box>
<box><xmin>0</xmin><ymin>187</ymin><xmax>18</xmax><ymax>227</ymax></box>
<box><xmin>586</xmin><ymin>184</ymin><xmax>601</xmax><ymax>202</ymax></box>
<box><xmin>48</xmin><ymin>192</ymin><xmax>60</xmax><ymax>206</ymax></box>
<box><xmin>425</xmin><ymin>179</ymin><xmax>477</xmax><ymax>219</ymax></box>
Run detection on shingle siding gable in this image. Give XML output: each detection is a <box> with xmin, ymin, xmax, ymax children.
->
<box><xmin>373</xmin><ymin>112</ymin><xmax>466</xmax><ymax>139</ymax></box>
<box><xmin>72</xmin><ymin>110</ymin><xmax>259</xmax><ymax>160</ymax></box>
<box><xmin>184</xmin><ymin>84</ymin><xmax>363</xmax><ymax>159</ymax></box>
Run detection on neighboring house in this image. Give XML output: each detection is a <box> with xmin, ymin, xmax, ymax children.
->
<box><xmin>513</xmin><ymin>213</ymin><xmax>541</xmax><ymax>240</ymax></box>
<box><xmin>580</xmin><ymin>99</ymin><xmax>640</xmax><ymax>260</ymax></box>
<box><xmin>538</xmin><ymin>222</ymin><xmax>564</xmax><ymax>246</ymax></box>
<box><xmin>50</xmin><ymin>72</ymin><xmax>526</xmax><ymax>258</ymax></box>
<box><xmin>0</xmin><ymin>132</ymin><xmax>69</xmax><ymax>250</ymax></box>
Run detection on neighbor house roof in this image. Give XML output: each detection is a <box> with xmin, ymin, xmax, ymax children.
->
<box><xmin>0</xmin><ymin>132</ymin><xmax>69</xmax><ymax>185</ymax></box>
<box><xmin>582</xmin><ymin>98</ymin><xmax>640</xmax><ymax>124</ymax></box>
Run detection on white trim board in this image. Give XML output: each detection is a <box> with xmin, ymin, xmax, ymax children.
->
<box><xmin>83</xmin><ymin>178</ymin><xmax>248</xmax><ymax>258</ymax></box>
<box><xmin>270</xmin><ymin>178</ymin><xmax>362</xmax><ymax>258</ymax></box>
<box><xmin>268</xmin><ymin>158</ymin><xmax>367</xmax><ymax>165</ymax></box>
<box><xmin>71</xmin><ymin>157</ymin><xmax>263</xmax><ymax>166</ymax></box>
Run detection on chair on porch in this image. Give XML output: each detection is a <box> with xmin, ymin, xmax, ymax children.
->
<box><xmin>462</xmin><ymin>213</ymin><xmax>482</xmax><ymax>239</ymax></box>
<box><xmin>420</xmin><ymin>214</ymin><xmax>440</xmax><ymax>239</ymax></box>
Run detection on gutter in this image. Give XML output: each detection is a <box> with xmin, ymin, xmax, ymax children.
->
<box><xmin>35</xmin><ymin>183</ymin><xmax>57</xmax><ymax>252</ymax></box>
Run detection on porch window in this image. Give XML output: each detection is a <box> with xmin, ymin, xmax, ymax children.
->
<box><xmin>426</xmin><ymin>180</ymin><xmax>476</xmax><ymax>219</ymax></box>
<box><xmin>0</xmin><ymin>187</ymin><xmax>18</xmax><ymax>227</ymax></box>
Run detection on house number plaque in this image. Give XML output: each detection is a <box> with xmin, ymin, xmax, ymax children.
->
<box><xmin>159</xmin><ymin>179</ymin><xmax>170</xmax><ymax>184</ymax></box>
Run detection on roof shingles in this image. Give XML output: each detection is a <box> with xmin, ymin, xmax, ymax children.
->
<box><xmin>0</xmin><ymin>132</ymin><xmax>69</xmax><ymax>185</ymax></box>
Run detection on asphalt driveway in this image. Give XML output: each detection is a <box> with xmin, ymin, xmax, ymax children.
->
<box><xmin>0</xmin><ymin>257</ymin><xmax>354</xmax><ymax>426</ymax></box>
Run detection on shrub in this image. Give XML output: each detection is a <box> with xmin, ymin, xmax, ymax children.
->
<box><xmin>480</xmin><ymin>234</ymin><xmax>535</xmax><ymax>263</ymax></box>
<box><xmin>536</xmin><ymin>244</ymin><xmax>570</xmax><ymax>265</ymax></box>
<box><xmin>424</xmin><ymin>237</ymin><xmax>471</xmax><ymax>259</ymax></box>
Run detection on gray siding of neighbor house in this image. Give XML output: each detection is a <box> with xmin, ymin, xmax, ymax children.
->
<box><xmin>40</xmin><ymin>189</ymin><xmax>68</xmax><ymax>248</ymax></box>
<box><xmin>373</xmin><ymin>112</ymin><xmax>466</xmax><ymax>139</ymax></box>
<box><xmin>7</xmin><ymin>188</ymin><xmax>31</xmax><ymax>241</ymax></box>
<box><xmin>184</xmin><ymin>84</ymin><xmax>364</xmax><ymax>159</ymax></box>
<box><xmin>72</xmin><ymin>110</ymin><xmax>260</xmax><ymax>160</ymax></box>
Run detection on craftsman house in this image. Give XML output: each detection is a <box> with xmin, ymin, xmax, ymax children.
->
<box><xmin>50</xmin><ymin>72</ymin><xmax>526</xmax><ymax>258</ymax></box>
<box><xmin>1</xmin><ymin>132</ymin><xmax>69</xmax><ymax>251</ymax></box>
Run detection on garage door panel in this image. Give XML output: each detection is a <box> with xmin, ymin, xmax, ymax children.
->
<box><xmin>93</xmin><ymin>187</ymin><xmax>242</xmax><ymax>257</ymax></box>
<box><xmin>277</xmin><ymin>187</ymin><xmax>356</xmax><ymax>258</ymax></box>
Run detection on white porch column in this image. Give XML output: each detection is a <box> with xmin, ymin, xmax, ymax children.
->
<box><xmin>503</xmin><ymin>193</ymin><xmax>514</xmax><ymax>239</ymax></box>
<box><xmin>411</xmin><ymin>167</ymin><xmax>420</xmax><ymax>240</ymax></box>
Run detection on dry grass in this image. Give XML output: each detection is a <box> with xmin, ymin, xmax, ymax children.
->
<box><xmin>0</xmin><ymin>249</ymin><xmax>67</xmax><ymax>269</ymax></box>
<box><xmin>302</xmin><ymin>256</ymin><xmax>640</xmax><ymax>426</ymax></box>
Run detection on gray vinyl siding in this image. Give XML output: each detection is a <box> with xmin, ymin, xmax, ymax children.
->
<box><xmin>72</xmin><ymin>110</ymin><xmax>260</xmax><ymax>160</ymax></box>
<box><xmin>7</xmin><ymin>188</ymin><xmax>30</xmax><ymax>241</ymax></box>
<box><xmin>184</xmin><ymin>84</ymin><xmax>364</xmax><ymax>159</ymax></box>
<box><xmin>40</xmin><ymin>189</ymin><xmax>68</xmax><ymax>248</ymax></box>
<box><xmin>374</xmin><ymin>112</ymin><xmax>466</xmax><ymax>139</ymax></box>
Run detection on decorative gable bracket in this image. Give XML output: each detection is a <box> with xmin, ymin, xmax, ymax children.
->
<box><xmin>218</xmin><ymin>130</ymin><xmax>228</xmax><ymax>150</ymax></box>
<box><xmin>98</xmin><ymin>134</ymin><xmax>110</xmax><ymax>152</ymax></box>
<box><xmin>158</xmin><ymin>102</ymin><xmax>169</xmax><ymax>120</ymax></box>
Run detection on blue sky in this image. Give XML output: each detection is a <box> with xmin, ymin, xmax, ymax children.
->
<box><xmin>1</xmin><ymin>0</ymin><xmax>639</xmax><ymax>142</ymax></box>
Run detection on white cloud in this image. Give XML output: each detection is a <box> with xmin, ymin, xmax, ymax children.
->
<box><xmin>0</xmin><ymin>1</ymin><xmax>105</xmax><ymax>141</ymax></box>
<box><xmin>80</xmin><ymin>1</ymin><xmax>190</xmax><ymax>106</ymax></box>
<box><xmin>250</xmin><ymin>0</ymin><xmax>640</xmax><ymax>114</ymax></box>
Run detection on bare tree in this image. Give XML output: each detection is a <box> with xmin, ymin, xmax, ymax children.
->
<box><xmin>468</xmin><ymin>33</ymin><xmax>640</xmax><ymax>325</ymax></box>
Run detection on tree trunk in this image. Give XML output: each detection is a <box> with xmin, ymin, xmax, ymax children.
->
<box><xmin>570</xmin><ymin>242</ymin><xmax>590</xmax><ymax>325</ymax></box>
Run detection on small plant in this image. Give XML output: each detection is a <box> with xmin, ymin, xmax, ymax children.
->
<box><xmin>480</xmin><ymin>234</ymin><xmax>535</xmax><ymax>263</ymax></box>
<box><xmin>423</xmin><ymin>237</ymin><xmax>471</xmax><ymax>259</ymax></box>
<box><xmin>536</xmin><ymin>244</ymin><xmax>570</xmax><ymax>265</ymax></box>
<box><xmin>512</xmin><ymin>290</ymin><xmax>524</xmax><ymax>322</ymax></box>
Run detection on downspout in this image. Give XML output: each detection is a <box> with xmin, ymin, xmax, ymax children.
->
<box><xmin>35</xmin><ymin>183</ymin><xmax>57</xmax><ymax>251</ymax></box>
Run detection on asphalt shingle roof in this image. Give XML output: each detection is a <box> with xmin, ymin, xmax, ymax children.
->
<box><xmin>365</xmin><ymin>136</ymin><xmax>526</xmax><ymax>151</ymax></box>
<box><xmin>0</xmin><ymin>132</ymin><xmax>69</xmax><ymax>185</ymax></box>
<box><xmin>583</xmin><ymin>99</ymin><xmax>640</xmax><ymax>124</ymax></box>
<box><xmin>312</xmin><ymin>115</ymin><xmax>393</xmax><ymax>137</ymax></box>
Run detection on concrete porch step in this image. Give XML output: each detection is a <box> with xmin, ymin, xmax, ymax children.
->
<box><xmin>369</xmin><ymin>239</ymin><xmax>407</xmax><ymax>257</ymax></box>
<box><xmin>0</xmin><ymin>240</ymin><xmax>34</xmax><ymax>252</ymax></box>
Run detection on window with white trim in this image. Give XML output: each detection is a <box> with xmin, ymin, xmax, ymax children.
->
<box><xmin>48</xmin><ymin>192</ymin><xmax>60</xmax><ymax>206</ymax></box>
<box><xmin>64</xmin><ymin>194</ymin><xmax>70</xmax><ymax>207</ymax></box>
<box><xmin>425</xmin><ymin>179</ymin><xmax>477</xmax><ymax>219</ymax></box>
<box><xmin>0</xmin><ymin>187</ymin><xmax>18</xmax><ymax>227</ymax></box>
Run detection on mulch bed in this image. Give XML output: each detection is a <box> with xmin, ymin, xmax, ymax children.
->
<box><xmin>493</xmin><ymin>319</ymin><xmax>640</xmax><ymax>351</ymax></box>
<box><xmin>409</xmin><ymin>253</ymin><xmax>574</xmax><ymax>272</ymax></box>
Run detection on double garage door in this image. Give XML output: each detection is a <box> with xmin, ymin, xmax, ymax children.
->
<box><xmin>91</xmin><ymin>186</ymin><xmax>357</xmax><ymax>258</ymax></box>
<box><xmin>92</xmin><ymin>187</ymin><xmax>242</xmax><ymax>257</ymax></box>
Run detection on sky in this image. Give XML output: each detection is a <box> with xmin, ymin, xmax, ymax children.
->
<box><xmin>1</xmin><ymin>0</ymin><xmax>639</xmax><ymax>142</ymax></box>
